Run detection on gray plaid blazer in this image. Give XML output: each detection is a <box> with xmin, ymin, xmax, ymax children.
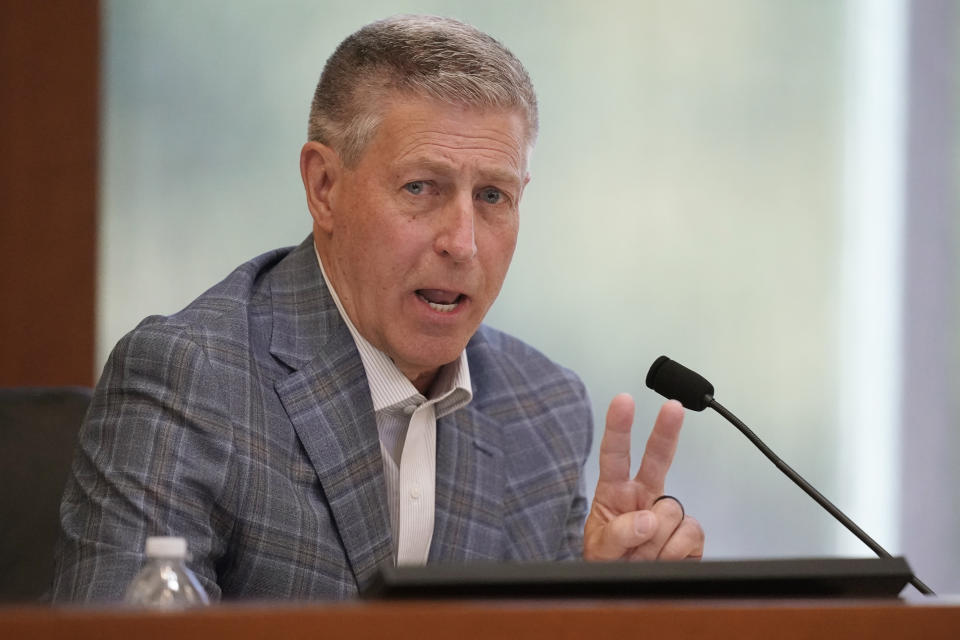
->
<box><xmin>53</xmin><ymin>237</ymin><xmax>592</xmax><ymax>601</ymax></box>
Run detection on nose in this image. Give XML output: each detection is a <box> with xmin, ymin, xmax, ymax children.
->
<box><xmin>434</xmin><ymin>193</ymin><xmax>477</xmax><ymax>262</ymax></box>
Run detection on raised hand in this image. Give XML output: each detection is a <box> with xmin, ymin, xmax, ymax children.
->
<box><xmin>583</xmin><ymin>393</ymin><xmax>704</xmax><ymax>561</ymax></box>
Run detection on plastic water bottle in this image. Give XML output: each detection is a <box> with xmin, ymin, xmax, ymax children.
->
<box><xmin>124</xmin><ymin>536</ymin><xmax>210</xmax><ymax>609</ymax></box>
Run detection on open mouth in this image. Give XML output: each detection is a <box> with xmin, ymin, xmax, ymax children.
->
<box><xmin>416</xmin><ymin>289</ymin><xmax>466</xmax><ymax>313</ymax></box>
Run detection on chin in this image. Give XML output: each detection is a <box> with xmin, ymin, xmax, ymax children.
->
<box><xmin>405</xmin><ymin>338</ymin><xmax>469</xmax><ymax>371</ymax></box>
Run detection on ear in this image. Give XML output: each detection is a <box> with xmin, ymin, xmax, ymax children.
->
<box><xmin>300</xmin><ymin>141</ymin><xmax>341</xmax><ymax>234</ymax></box>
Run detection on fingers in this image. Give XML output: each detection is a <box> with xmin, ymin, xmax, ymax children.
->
<box><xmin>585</xmin><ymin>500</ymin><xmax>703</xmax><ymax>562</ymax></box>
<box><xmin>627</xmin><ymin>495</ymin><xmax>686</xmax><ymax>561</ymax></box>
<box><xmin>658</xmin><ymin>516</ymin><xmax>705</xmax><ymax>560</ymax></box>
<box><xmin>588</xmin><ymin>395</ymin><xmax>701</xmax><ymax>563</ymax></box>
<box><xmin>597</xmin><ymin>393</ymin><xmax>636</xmax><ymax>483</ymax></box>
<box><xmin>583</xmin><ymin>510</ymin><xmax>656</xmax><ymax>561</ymax></box>
<box><xmin>633</xmin><ymin>400</ymin><xmax>684</xmax><ymax>495</ymax></box>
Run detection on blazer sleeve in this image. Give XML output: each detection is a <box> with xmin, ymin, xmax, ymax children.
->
<box><xmin>52</xmin><ymin>321</ymin><xmax>237</xmax><ymax>602</ymax></box>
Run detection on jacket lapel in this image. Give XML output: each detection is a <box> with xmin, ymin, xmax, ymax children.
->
<box><xmin>430</xmin><ymin>336</ymin><xmax>506</xmax><ymax>563</ymax></box>
<box><xmin>270</xmin><ymin>238</ymin><xmax>393</xmax><ymax>591</ymax></box>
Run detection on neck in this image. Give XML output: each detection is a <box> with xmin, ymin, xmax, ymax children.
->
<box><xmin>406</xmin><ymin>367</ymin><xmax>439</xmax><ymax>395</ymax></box>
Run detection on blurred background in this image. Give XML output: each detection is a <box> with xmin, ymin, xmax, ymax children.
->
<box><xmin>3</xmin><ymin>0</ymin><xmax>957</xmax><ymax>594</ymax></box>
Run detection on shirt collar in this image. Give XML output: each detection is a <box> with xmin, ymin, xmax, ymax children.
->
<box><xmin>314</xmin><ymin>244</ymin><xmax>472</xmax><ymax>417</ymax></box>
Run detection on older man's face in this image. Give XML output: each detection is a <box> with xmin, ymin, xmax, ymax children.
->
<box><xmin>313</xmin><ymin>97</ymin><xmax>529</xmax><ymax>388</ymax></box>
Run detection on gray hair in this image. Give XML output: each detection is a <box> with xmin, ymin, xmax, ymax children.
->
<box><xmin>307</xmin><ymin>15</ymin><xmax>538</xmax><ymax>166</ymax></box>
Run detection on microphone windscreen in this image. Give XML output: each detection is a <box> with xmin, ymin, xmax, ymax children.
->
<box><xmin>645</xmin><ymin>356</ymin><xmax>715</xmax><ymax>411</ymax></box>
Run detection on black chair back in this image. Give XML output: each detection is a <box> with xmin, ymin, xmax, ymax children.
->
<box><xmin>0</xmin><ymin>387</ymin><xmax>91</xmax><ymax>602</ymax></box>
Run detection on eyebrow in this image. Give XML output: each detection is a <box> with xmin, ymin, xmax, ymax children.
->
<box><xmin>395</xmin><ymin>156</ymin><xmax>524</xmax><ymax>187</ymax></box>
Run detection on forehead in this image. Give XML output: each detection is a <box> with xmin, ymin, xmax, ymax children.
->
<box><xmin>361</xmin><ymin>97</ymin><xmax>531</xmax><ymax>178</ymax></box>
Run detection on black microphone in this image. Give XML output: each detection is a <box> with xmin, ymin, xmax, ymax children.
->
<box><xmin>645</xmin><ymin>355</ymin><xmax>935</xmax><ymax>596</ymax></box>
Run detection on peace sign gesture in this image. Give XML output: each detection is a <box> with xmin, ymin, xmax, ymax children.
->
<box><xmin>583</xmin><ymin>394</ymin><xmax>705</xmax><ymax>561</ymax></box>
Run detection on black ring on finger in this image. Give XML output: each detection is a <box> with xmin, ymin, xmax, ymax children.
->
<box><xmin>653</xmin><ymin>494</ymin><xmax>685</xmax><ymax>520</ymax></box>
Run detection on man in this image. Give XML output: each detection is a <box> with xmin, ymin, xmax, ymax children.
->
<box><xmin>53</xmin><ymin>15</ymin><xmax>703</xmax><ymax>602</ymax></box>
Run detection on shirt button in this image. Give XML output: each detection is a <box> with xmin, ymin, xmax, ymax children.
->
<box><xmin>410</xmin><ymin>486</ymin><xmax>421</xmax><ymax>500</ymax></box>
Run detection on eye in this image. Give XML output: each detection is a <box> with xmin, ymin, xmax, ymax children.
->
<box><xmin>478</xmin><ymin>187</ymin><xmax>502</xmax><ymax>204</ymax></box>
<box><xmin>404</xmin><ymin>181</ymin><xmax>426</xmax><ymax>195</ymax></box>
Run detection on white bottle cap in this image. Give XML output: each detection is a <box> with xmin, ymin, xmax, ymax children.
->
<box><xmin>144</xmin><ymin>536</ymin><xmax>188</xmax><ymax>558</ymax></box>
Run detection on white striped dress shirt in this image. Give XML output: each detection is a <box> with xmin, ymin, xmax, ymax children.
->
<box><xmin>315</xmin><ymin>248</ymin><xmax>472</xmax><ymax>565</ymax></box>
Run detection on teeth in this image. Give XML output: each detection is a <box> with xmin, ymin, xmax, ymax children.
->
<box><xmin>428</xmin><ymin>301</ymin><xmax>458</xmax><ymax>312</ymax></box>
<box><xmin>418</xmin><ymin>293</ymin><xmax>460</xmax><ymax>312</ymax></box>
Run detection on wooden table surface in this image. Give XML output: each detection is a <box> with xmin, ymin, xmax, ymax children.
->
<box><xmin>2</xmin><ymin>597</ymin><xmax>959</xmax><ymax>640</ymax></box>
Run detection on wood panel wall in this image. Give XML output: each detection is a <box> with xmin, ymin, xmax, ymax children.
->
<box><xmin>0</xmin><ymin>0</ymin><xmax>99</xmax><ymax>386</ymax></box>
